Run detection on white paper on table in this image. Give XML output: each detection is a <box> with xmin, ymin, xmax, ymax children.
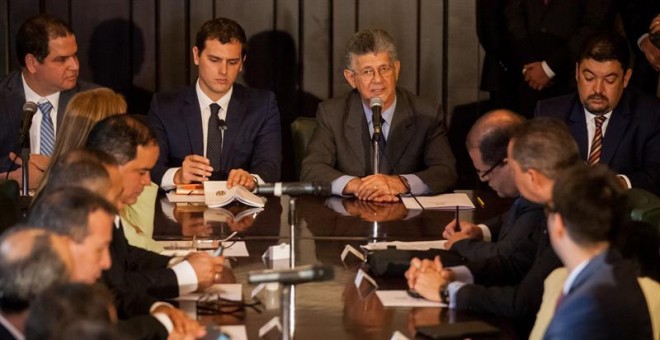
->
<box><xmin>175</xmin><ymin>283</ymin><xmax>242</xmax><ymax>301</ymax></box>
<box><xmin>361</xmin><ymin>240</ymin><xmax>447</xmax><ymax>251</ymax></box>
<box><xmin>402</xmin><ymin>193</ymin><xmax>475</xmax><ymax>210</ymax></box>
<box><xmin>166</xmin><ymin>192</ymin><xmax>206</xmax><ymax>203</ymax></box>
<box><xmin>376</xmin><ymin>290</ymin><xmax>446</xmax><ymax>307</ymax></box>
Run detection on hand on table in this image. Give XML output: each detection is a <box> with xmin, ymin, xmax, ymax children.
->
<box><xmin>175</xmin><ymin>155</ymin><xmax>212</xmax><ymax>184</ymax></box>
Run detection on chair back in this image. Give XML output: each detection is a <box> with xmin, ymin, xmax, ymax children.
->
<box><xmin>290</xmin><ymin>117</ymin><xmax>317</xmax><ymax>180</ymax></box>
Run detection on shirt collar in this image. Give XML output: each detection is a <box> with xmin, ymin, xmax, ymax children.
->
<box><xmin>0</xmin><ymin>313</ymin><xmax>25</xmax><ymax>340</ymax></box>
<box><xmin>583</xmin><ymin>108</ymin><xmax>613</xmax><ymax>121</ymax></box>
<box><xmin>21</xmin><ymin>73</ymin><xmax>60</xmax><ymax>111</ymax></box>
<box><xmin>195</xmin><ymin>79</ymin><xmax>233</xmax><ymax>111</ymax></box>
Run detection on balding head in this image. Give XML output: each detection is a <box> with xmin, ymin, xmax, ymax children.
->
<box><xmin>467</xmin><ymin>109</ymin><xmax>525</xmax><ymax>167</ymax></box>
<box><xmin>0</xmin><ymin>227</ymin><xmax>73</xmax><ymax>313</ymax></box>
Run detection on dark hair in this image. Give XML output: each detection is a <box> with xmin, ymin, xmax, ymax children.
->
<box><xmin>86</xmin><ymin>114</ymin><xmax>157</xmax><ymax>165</ymax></box>
<box><xmin>195</xmin><ymin>17</ymin><xmax>247</xmax><ymax>58</ymax></box>
<box><xmin>344</xmin><ymin>29</ymin><xmax>398</xmax><ymax>70</ymax></box>
<box><xmin>16</xmin><ymin>13</ymin><xmax>74</xmax><ymax>67</ymax></box>
<box><xmin>28</xmin><ymin>187</ymin><xmax>117</xmax><ymax>243</ymax></box>
<box><xmin>511</xmin><ymin>117</ymin><xmax>580</xmax><ymax>180</ymax></box>
<box><xmin>35</xmin><ymin>148</ymin><xmax>118</xmax><ymax>203</ymax></box>
<box><xmin>550</xmin><ymin>165</ymin><xmax>626</xmax><ymax>245</ymax></box>
<box><xmin>25</xmin><ymin>283</ymin><xmax>115</xmax><ymax>340</ymax></box>
<box><xmin>0</xmin><ymin>227</ymin><xmax>70</xmax><ymax>313</ymax></box>
<box><xmin>467</xmin><ymin>110</ymin><xmax>525</xmax><ymax>167</ymax></box>
<box><xmin>578</xmin><ymin>32</ymin><xmax>631</xmax><ymax>71</ymax></box>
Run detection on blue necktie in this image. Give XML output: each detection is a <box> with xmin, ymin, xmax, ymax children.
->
<box><xmin>38</xmin><ymin>100</ymin><xmax>55</xmax><ymax>155</ymax></box>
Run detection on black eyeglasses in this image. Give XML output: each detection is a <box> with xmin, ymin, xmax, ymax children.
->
<box><xmin>477</xmin><ymin>158</ymin><xmax>506</xmax><ymax>179</ymax></box>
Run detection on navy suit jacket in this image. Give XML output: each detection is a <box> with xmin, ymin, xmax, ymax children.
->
<box><xmin>147</xmin><ymin>83</ymin><xmax>282</xmax><ymax>185</ymax></box>
<box><xmin>544</xmin><ymin>251</ymin><xmax>653</xmax><ymax>340</ymax></box>
<box><xmin>535</xmin><ymin>90</ymin><xmax>660</xmax><ymax>195</ymax></box>
<box><xmin>0</xmin><ymin>70</ymin><xmax>97</xmax><ymax>172</ymax></box>
<box><xmin>450</xmin><ymin>197</ymin><xmax>544</xmax><ymax>262</ymax></box>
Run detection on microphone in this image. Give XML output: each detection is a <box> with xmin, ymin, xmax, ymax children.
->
<box><xmin>18</xmin><ymin>102</ymin><xmax>38</xmax><ymax>146</ymax></box>
<box><xmin>370</xmin><ymin>97</ymin><xmax>384</xmax><ymax>135</ymax></box>
<box><xmin>218</xmin><ymin>119</ymin><xmax>227</xmax><ymax>131</ymax></box>
<box><xmin>254</xmin><ymin>182</ymin><xmax>332</xmax><ymax>196</ymax></box>
<box><xmin>248</xmin><ymin>264</ymin><xmax>334</xmax><ymax>285</ymax></box>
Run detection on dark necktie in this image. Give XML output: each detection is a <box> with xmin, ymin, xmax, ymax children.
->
<box><xmin>38</xmin><ymin>100</ymin><xmax>55</xmax><ymax>155</ymax></box>
<box><xmin>587</xmin><ymin>115</ymin><xmax>607</xmax><ymax>165</ymax></box>
<box><xmin>207</xmin><ymin>103</ymin><xmax>223</xmax><ymax>171</ymax></box>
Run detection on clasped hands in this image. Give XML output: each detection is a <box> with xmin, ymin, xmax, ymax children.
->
<box><xmin>523</xmin><ymin>61</ymin><xmax>552</xmax><ymax>91</ymax></box>
<box><xmin>175</xmin><ymin>154</ymin><xmax>255</xmax><ymax>190</ymax></box>
<box><xmin>1</xmin><ymin>152</ymin><xmax>50</xmax><ymax>189</ymax></box>
<box><xmin>405</xmin><ymin>256</ymin><xmax>455</xmax><ymax>302</ymax></box>
<box><xmin>641</xmin><ymin>14</ymin><xmax>660</xmax><ymax>71</ymax></box>
<box><xmin>343</xmin><ymin>174</ymin><xmax>408</xmax><ymax>202</ymax></box>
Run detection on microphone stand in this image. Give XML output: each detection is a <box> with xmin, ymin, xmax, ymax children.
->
<box><xmin>18</xmin><ymin>134</ymin><xmax>30</xmax><ymax>197</ymax></box>
<box><xmin>372</xmin><ymin>127</ymin><xmax>382</xmax><ymax>175</ymax></box>
<box><xmin>282</xmin><ymin>197</ymin><xmax>297</xmax><ymax>340</ymax></box>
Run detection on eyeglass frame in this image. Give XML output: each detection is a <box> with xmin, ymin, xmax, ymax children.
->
<box><xmin>476</xmin><ymin>158</ymin><xmax>507</xmax><ymax>180</ymax></box>
<box><xmin>350</xmin><ymin>64</ymin><xmax>395</xmax><ymax>82</ymax></box>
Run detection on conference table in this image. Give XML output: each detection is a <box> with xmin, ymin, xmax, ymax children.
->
<box><xmin>154</xmin><ymin>190</ymin><xmax>517</xmax><ymax>339</ymax></box>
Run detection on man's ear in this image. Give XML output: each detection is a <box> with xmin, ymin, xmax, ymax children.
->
<box><xmin>192</xmin><ymin>46</ymin><xmax>200</xmax><ymax>66</ymax></box>
<box><xmin>622</xmin><ymin>68</ymin><xmax>632</xmax><ymax>88</ymax></box>
<box><xmin>343</xmin><ymin>69</ymin><xmax>357</xmax><ymax>89</ymax></box>
<box><xmin>24</xmin><ymin>54</ymin><xmax>39</xmax><ymax>74</ymax></box>
<box><xmin>574</xmin><ymin>62</ymin><xmax>580</xmax><ymax>83</ymax></box>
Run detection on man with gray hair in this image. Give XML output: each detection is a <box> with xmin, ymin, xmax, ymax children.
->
<box><xmin>302</xmin><ymin>28</ymin><xmax>456</xmax><ymax>202</ymax></box>
<box><xmin>0</xmin><ymin>227</ymin><xmax>74</xmax><ymax>339</ymax></box>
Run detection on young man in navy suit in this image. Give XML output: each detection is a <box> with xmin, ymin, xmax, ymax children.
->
<box><xmin>148</xmin><ymin>18</ymin><xmax>281</xmax><ymax>191</ymax></box>
<box><xmin>543</xmin><ymin>165</ymin><xmax>652</xmax><ymax>339</ymax></box>
<box><xmin>535</xmin><ymin>32</ymin><xmax>660</xmax><ymax>195</ymax></box>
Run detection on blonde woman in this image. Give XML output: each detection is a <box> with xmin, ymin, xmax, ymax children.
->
<box><xmin>36</xmin><ymin>87</ymin><xmax>163</xmax><ymax>252</ymax></box>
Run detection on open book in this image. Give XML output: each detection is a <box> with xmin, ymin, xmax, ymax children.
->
<box><xmin>203</xmin><ymin>181</ymin><xmax>264</xmax><ymax>208</ymax></box>
<box><xmin>204</xmin><ymin>205</ymin><xmax>264</xmax><ymax>223</ymax></box>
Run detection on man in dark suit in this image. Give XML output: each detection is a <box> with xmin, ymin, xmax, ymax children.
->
<box><xmin>535</xmin><ymin>32</ymin><xmax>660</xmax><ymax>195</ymax></box>
<box><xmin>0</xmin><ymin>14</ymin><xmax>96</xmax><ymax>188</ymax></box>
<box><xmin>301</xmin><ymin>29</ymin><xmax>456</xmax><ymax>202</ymax></box>
<box><xmin>505</xmin><ymin>0</ymin><xmax>616</xmax><ymax>116</ymax></box>
<box><xmin>148</xmin><ymin>17</ymin><xmax>281</xmax><ymax>191</ymax></box>
<box><xmin>85</xmin><ymin>116</ymin><xmax>225</xmax><ymax>299</ymax></box>
<box><xmin>543</xmin><ymin>165</ymin><xmax>652</xmax><ymax>339</ymax></box>
<box><xmin>0</xmin><ymin>227</ymin><xmax>73</xmax><ymax>340</ymax></box>
<box><xmin>443</xmin><ymin>110</ymin><xmax>544</xmax><ymax>262</ymax></box>
<box><xmin>407</xmin><ymin>118</ymin><xmax>578</xmax><ymax>337</ymax></box>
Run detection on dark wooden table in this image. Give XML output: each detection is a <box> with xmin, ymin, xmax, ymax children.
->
<box><xmin>154</xmin><ymin>191</ymin><xmax>518</xmax><ymax>339</ymax></box>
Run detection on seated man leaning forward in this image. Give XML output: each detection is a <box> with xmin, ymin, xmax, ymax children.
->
<box><xmin>147</xmin><ymin>17</ymin><xmax>281</xmax><ymax>191</ymax></box>
<box><xmin>301</xmin><ymin>28</ymin><xmax>456</xmax><ymax>202</ymax></box>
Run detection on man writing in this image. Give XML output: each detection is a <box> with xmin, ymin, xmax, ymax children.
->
<box><xmin>301</xmin><ymin>29</ymin><xmax>456</xmax><ymax>202</ymax></box>
<box><xmin>148</xmin><ymin>17</ymin><xmax>281</xmax><ymax>191</ymax></box>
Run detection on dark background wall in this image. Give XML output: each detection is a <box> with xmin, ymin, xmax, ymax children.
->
<box><xmin>0</xmin><ymin>0</ymin><xmax>485</xmax><ymax>182</ymax></box>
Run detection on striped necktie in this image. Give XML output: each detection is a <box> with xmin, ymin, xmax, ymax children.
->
<box><xmin>38</xmin><ymin>100</ymin><xmax>55</xmax><ymax>155</ymax></box>
<box><xmin>587</xmin><ymin>115</ymin><xmax>607</xmax><ymax>165</ymax></box>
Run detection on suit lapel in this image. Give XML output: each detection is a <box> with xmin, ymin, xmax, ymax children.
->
<box><xmin>57</xmin><ymin>89</ymin><xmax>75</xmax><ymax>128</ymax></box>
<box><xmin>566</xmin><ymin>252</ymin><xmax>608</xmax><ymax>295</ymax></box>
<box><xmin>183</xmin><ymin>88</ymin><xmax>204</xmax><ymax>156</ymax></box>
<box><xmin>386</xmin><ymin>89</ymin><xmax>414</xmax><ymax>174</ymax></box>
<box><xmin>4</xmin><ymin>72</ymin><xmax>26</xmax><ymax>134</ymax></box>
<box><xmin>600</xmin><ymin>92</ymin><xmax>631</xmax><ymax>166</ymax></box>
<box><xmin>568</xmin><ymin>99</ymin><xmax>589</xmax><ymax>160</ymax></box>
<box><xmin>344</xmin><ymin>92</ymin><xmax>370</xmax><ymax>174</ymax></box>
<box><xmin>223</xmin><ymin>84</ymin><xmax>247</xmax><ymax>171</ymax></box>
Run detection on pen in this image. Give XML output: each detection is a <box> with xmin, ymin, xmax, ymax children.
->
<box><xmin>477</xmin><ymin>196</ymin><xmax>485</xmax><ymax>208</ymax></box>
<box><xmin>455</xmin><ymin>205</ymin><xmax>461</xmax><ymax>232</ymax></box>
<box><xmin>213</xmin><ymin>244</ymin><xmax>225</xmax><ymax>256</ymax></box>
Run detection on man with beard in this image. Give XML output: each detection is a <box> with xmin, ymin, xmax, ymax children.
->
<box><xmin>535</xmin><ymin>32</ymin><xmax>660</xmax><ymax>195</ymax></box>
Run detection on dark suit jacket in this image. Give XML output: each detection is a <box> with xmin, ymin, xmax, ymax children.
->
<box><xmin>0</xmin><ymin>318</ymin><xmax>18</xmax><ymax>340</ymax></box>
<box><xmin>0</xmin><ymin>70</ymin><xmax>97</xmax><ymax>172</ymax></box>
<box><xmin>147</xmin><ymin>83</ymin><xmax>282</xmax><ymax>185</ymax></box>
<box><xmin>544</xmin><ymin>251</ymin><xmax>653</xmax><ymax>340</ymax></box>
<box><xmin>301</xmin><ymin>88</ymin><xmax>457</xmax><ymax>194</ymax></box>
<box><xmin>535</xmin><ymin>90</ymin><xmax>660</xmax><ymax>195</ymax></box>
<box><xmin>450</xmin><ymin>197</ymin><xmax>544</xmax><ymax>262</ymax></box>
<box><xmin>103</xmin><ymin>221</ymin><xmax>180</xmax><ymax>307</ymax></box>
<box><xmin>455</xmin><ymin>220</ymin><xmax>563</xmax><ymax>337</ymax></box>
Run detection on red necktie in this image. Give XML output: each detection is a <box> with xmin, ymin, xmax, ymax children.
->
<box><xmin>587</xmin><ymin>115</ymin><xmax>607</xmax><ymax>165</ymax></box>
